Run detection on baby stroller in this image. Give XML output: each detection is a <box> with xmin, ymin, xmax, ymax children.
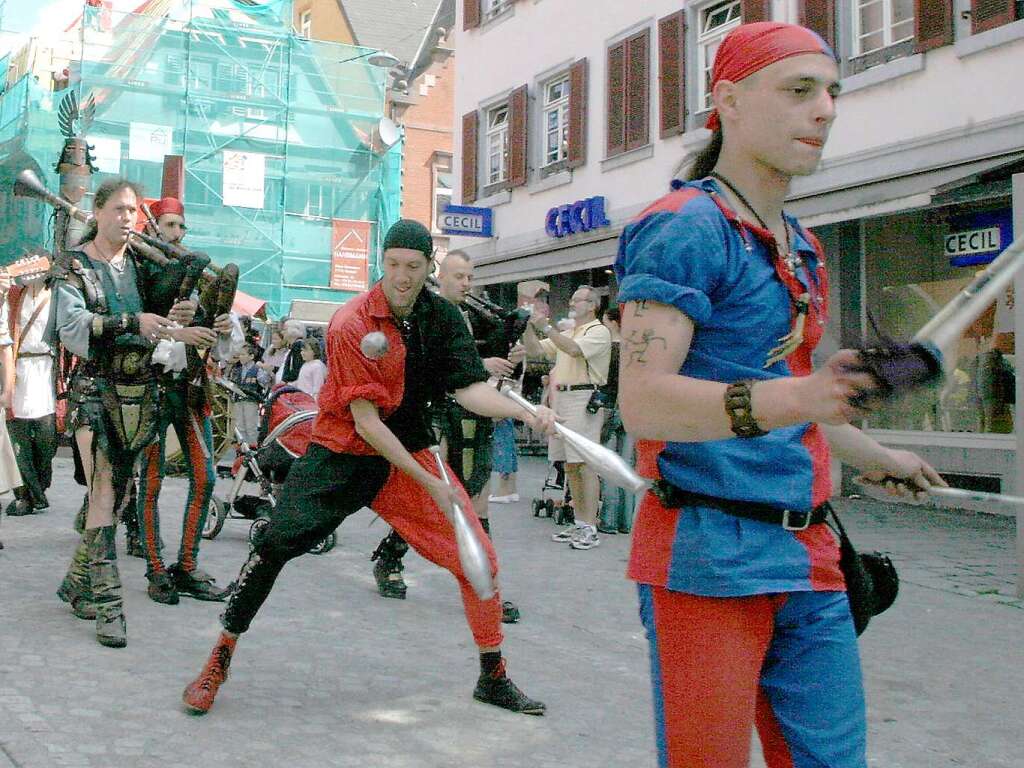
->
<box><xmin>205</xmin><ymin>381</ymin><xmax>336</xmax><ymax>555</ymax></box>
<box><xmin>531</xmin><ymin>460</ymin><xmax>574</xmax><ymax>526</ymax></box>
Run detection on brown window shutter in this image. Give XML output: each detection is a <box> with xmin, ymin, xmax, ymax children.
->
<box><xmin>971</xmin><ymin>0</ymin><xmax>1016</xmax><ymax>33</ymax></box>
<box><xmin>799</xmin><ymin>0</ymin><xmax>836</xmax><ymax>49</ymax></box>
<box><xmin>461</xmin><ymin>110</ymin><xmax>478</xmax><ymax>204</ymax></box>
<box><xmin>658</xmin><ymin>11</ymin><xmax>686</xmax><ymax>139</ymax></box>
<box><xmin>624</xmin><ymin>29</ymin><xmax>650</xmax><ymax>152</ymax></box>
<box><xmin>606</xmin><ymin>41</ymin><xmax>627</xmax><ymax>157</ymax></box>
<box><xmin>741</xmin><ymin>0</ymin><xmax>771</xmax><ymax>23</ymax></box>
<box><xmin>507</xmin><ymin>84</ymin><xmax>529</xmax><ymax>188</ymax></box>
<box><xmin>567</xmin><ymin>58</ymin><xmax>588</xmax><ymax>169</ymax></box>
<box><xmin>915</xmin><ymin>0</ymin><xmax>953</xmax><ymax>52</ymax></box>
<box><xmin>463</xmin><ymin>0</ymin><xmax>480</xmax><ymax>31</ymax></box>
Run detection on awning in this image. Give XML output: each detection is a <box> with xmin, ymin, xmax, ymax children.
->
<box><xmin>287</xmin><ymin>298</ymin><xmax>344</xmax><ymax>326</ymax></box>
<box><xmin>473</xmin><ymin>235</ymin><xmax>619</xmax><ymax>286</ymax></box>
<box><xmin>788</xmin><ymin>153</ymin><xmax>1024</xmax><ymax>228</ymax></box>
<box><xmin>232</xmin><ymin>289</ymin><xmax>267</xmax><ymax>319</ymax></box>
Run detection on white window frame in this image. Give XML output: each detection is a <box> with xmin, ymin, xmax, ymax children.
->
<box><xmin>697</xmin><ymin>0</ymin><xmax>742</xmax><ymax>112</ymax></box>
<box><xmin>431</xmin><ymin>153</ymin><xmax>453</xmax><ymax>235</ymax></box>
<box><xmin>482</xmin><ymin>0</ymin><xmax>512</xmax><ymax>21</ymax></box>
<box><xmin>485</xmin><ymin>103</ymin><xmax>510</xmax><ymax>186</ymax></box>
<box><xmin>541</xmin><ymin>74</ymin><xmax>571</xmax><ymax>167</ymax></box>
<box><xmin>299</xmin><ymin>10</ymin><xmax>312</xmax><ymax>39</ymax></box>
<box><xmin>852</xmin><ymin>0</ymin><xmax>915</xmax><ymax>57</ymax></box>
<box><xmin>771</xmin><ymin>0</ymin><xmax>800</xmax><ymax>23</ymax></box>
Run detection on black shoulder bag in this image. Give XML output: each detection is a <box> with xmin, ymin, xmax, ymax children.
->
<box><xmin>829</xmin><ymin>508</ymin><xmax>899</xmax><ymax>636</ymax></box>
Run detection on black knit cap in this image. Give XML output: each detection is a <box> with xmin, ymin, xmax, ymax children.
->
<box><xmin>382</xmin><ymin>219</ymin><xmax>433</xmax><ymax>258</ymax></box>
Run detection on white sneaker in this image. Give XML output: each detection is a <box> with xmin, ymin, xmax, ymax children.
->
<box><xmin>488</xmin><ymin>493</ymin><xmax>520</xmax><ymax>504</ymax></box>
<box><xmin>569</xmin><ymin>526</ymin><xmax>600</xmax><ymax>550</ymax></box>
<box><xmin>551</xmin><ymin>524</ymin><xmax>579</xmax><ymax>542</ymax></box>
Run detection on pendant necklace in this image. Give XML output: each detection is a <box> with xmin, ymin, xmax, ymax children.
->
<box><xmin>708</xmin><ymin>172</ymin><xmax>811</xmax><ymax>367</ymax></box>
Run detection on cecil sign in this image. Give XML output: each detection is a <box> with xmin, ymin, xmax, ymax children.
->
<box><xmin>545</xmin><ymin>196</ymin><xmax>611</xmax><ymax>238</ymax></box>
<box><xmin>946</xmin><ymin>209</ymin><xmax>1013</xmax><ymax>267</ymax></box>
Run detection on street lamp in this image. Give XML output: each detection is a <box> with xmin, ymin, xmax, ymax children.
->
<box><xmin>339</xmin><ymin>49</ymin><xmax>401</xmax><ymax>68</ymax></box>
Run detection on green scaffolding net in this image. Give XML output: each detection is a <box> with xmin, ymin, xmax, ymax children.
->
<box><xmin>0</xmin><ymin>0</ymin><xmax>402</xmax><ymax>318</ymax></box>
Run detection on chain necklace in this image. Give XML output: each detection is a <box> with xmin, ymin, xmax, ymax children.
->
<box><xmin>708</xmin><ymin>172</ymin><xmax>802</xmax><ymax>276</ymax></box>
<box><xmin>92</xmin><ymin>239</ymin><xmax>127</xmax><ymax>274</ymax></box>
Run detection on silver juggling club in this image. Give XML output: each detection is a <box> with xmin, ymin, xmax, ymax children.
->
<box><xmin>430</xmin><ymin>446</ymin><xmax>496</xmax><ymax>601</ymax></box>
<box><xmin>501</xmin><ymin>386</ymin><xmax>650</xmax><ymax>495</ymax></box>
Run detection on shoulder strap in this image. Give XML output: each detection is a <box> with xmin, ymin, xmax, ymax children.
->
<box><xmin>15</xmin><ymin>292</ymin><xmax>49</xmax><ymax>357</ymax></box>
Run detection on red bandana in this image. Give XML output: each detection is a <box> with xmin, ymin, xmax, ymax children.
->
<box><xmin>150</xmin><ymin>196</ymin><xmax>185</xmax><ymax>219</ymax></box>
<box><xmin>706</xmin><ymin>22</ymin><xmax>835</xmax><ymax>131</ymax></box>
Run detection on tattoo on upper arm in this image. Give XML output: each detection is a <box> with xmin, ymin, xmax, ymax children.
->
<box><xmin>634</xmin><ymin>300</ymin><xmax>649</xmax><ymax>317</ymax></box>
<box><xmin>623</xmin><ymin>328</ymin><xmax>667</xmax><ymax>367</ymax></box>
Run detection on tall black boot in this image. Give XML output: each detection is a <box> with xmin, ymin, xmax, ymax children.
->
<box><xmin>370</xmin><ymin>529</ymin><xmax>409</xmax><ymax>599</ymax></box>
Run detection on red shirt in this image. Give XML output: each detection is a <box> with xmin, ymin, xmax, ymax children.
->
<box><xmin>312</xmin><ymin>285</ymin><xmax>406</xmax><ymax>455</ymax></box>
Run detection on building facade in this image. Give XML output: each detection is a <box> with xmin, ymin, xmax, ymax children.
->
<box><xmin>0</xmin><ymin>0</ymin><xmax>404</xmax><ymax>318</ymax></box>
<box><xmin>453</xmin><ymin>0</ymin><xmax>1024</xmax><ymax>497</ymax></box>
<box><xmin>293</xmin><ymin>0</ymin><xmax>457</xmax><ymax>258</ymax></box>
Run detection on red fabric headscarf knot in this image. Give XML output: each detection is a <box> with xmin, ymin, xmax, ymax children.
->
<box><xmin>706</xmin><ymin>22</ymin><xmax>835</xmax><ymax>131</ymax></box>
<box><xmin>150</xmin><ymin>196</ymin><xmax>185</xmax><ymax>219</ymax></box>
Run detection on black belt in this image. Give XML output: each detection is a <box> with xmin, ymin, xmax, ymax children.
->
<box><xmin>555</xmin><ymin>384</ymin><xmax>598</xmax><ymax>392</ymax></box>
<box><xmin>17</xmin><ymin>351</ymin><xmax>53</xmax><ymax>359</ymax></box>
<box><xmin>650</xmin><ymin>479</ymin><xmax>830</xmax><ymax>531</ymax></box>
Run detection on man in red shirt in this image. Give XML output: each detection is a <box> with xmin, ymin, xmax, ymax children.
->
<box><xmin>182</xmin><ymin>219</ymin><xmax>557</xmax><ymax>717</ymax></box>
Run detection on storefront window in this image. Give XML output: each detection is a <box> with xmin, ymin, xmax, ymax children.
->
<box><xmin>863</xmin><ymin>205</ymin><xmax>1015</xmax><ymax>434</ymax></box>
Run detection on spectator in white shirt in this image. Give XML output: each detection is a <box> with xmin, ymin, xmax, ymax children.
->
<box><xmin>294</xmin><ymin>339</ymin><xmax>326</xmax><ymax>400</ymax></box>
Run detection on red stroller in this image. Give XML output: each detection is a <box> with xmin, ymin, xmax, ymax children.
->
<box><xmin>205</xmin><ymin>382</ymin><xmax>336</xmax><ymax>554</ymax></box>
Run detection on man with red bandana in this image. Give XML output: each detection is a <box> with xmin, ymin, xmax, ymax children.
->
<box><xmin>181</xmin><ymin>219</ymin><xmax>557</xmax><ymax>718</ymax></box>
<box><xmin>135</xmin><ymin>197</ymin><xmax>229</xmax><ymax>605</ymax></box>
<box><xmin>615</xmin><ymin>22</ymin><xmax>944</xmax><ymax>768</ymax></box>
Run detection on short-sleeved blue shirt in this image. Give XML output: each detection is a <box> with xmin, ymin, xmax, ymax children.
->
<box><xmin>616</xmin><ymin>179</ymin><xmax>843</xmax><ymax>596</ymax></box>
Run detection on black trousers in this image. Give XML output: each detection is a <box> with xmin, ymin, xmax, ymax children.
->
<box><xmin>222</xmin><ymin>444</ymin><xmax>391</xmax><ymax>634</ymax></box>
<box><xmin>9</xmin><ymin>414</ymin><xmax>57</xmax><ymax>508</ymax></box>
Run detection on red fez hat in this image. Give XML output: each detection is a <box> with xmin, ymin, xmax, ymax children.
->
<box><xmin>706</xmin><ymin>22</ymin><xmax>835</xmax><ymax>131</ymax></box>
<box><xmin>150</xmin><ymin>196</ymin><xmax>185</xmax><ymax>219</ymax></box>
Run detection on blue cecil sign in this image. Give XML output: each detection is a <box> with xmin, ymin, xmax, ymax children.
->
<box><xmin>438</xmin><ymin>204</ymin><xmax>493</xmax><ymax>237</ymax></box>
<box><xmin>946</xmin><ymin>209</ymin><xmax>1013</xmax><ymax>267</ymax></box>
<box><xmin>545</xmin><ymin>196</ymin><xmax>611</xmax><ymax>238</ymax></box>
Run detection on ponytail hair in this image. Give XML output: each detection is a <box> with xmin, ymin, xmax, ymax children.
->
<box><xmin>686</xmin><ymin>129</ymin><xmax>723</xmax><ymax>181</ymax></box>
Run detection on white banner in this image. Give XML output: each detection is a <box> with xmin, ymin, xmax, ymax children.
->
<box><xmin>222</xmin><ymin>150</ymin><xmax>265</xmax><ymax>209</ymax></box>
<box><xmin>128</xmin><ymin>122</ymin><xmax>173</xmax><ymax>163</ymax></box>
<box><xmin>87</xmin><ymin>136</ymin><xmax>121</xmax><ymax>174</ymax></box>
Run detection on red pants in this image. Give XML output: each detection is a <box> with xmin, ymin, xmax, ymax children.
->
<box><xmin>372</xmin><ymin>449</ymin><xmax>503</xmax><ymax>648</ymax></box>
<box><xmin>222</xmin><ymin>444</ymin><xmax>503</xmax><ymax>649</ymax></box>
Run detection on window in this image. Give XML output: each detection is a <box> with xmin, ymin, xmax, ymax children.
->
<box><xmin>485</xmin><ymin>103</ymin><xmax>509</xmax><ymax>185</ymax></box>
<box><xmin>853</xmin><ymin>0</ymin><xmax>914</xmax><ymax>57</ymax></box>
<box><xmin>697</xmin><ymin>1</ymin><xmax>742</xmax><ymax>111</ymax></box>
<box><xmin>431</xmin><ymin>153</ymin><xmax>453</xmax><ymax>233</ymax></box>
<box><xmin>482</xmin><ymin>0</ymin><xmax>511</xmax><ymax>21</ymax></box>
<box><xmin>771</xmin><ymin>0</ymin><xmax>800</xmax><ymax>23</ymax></box>
<box><xmin>299</xmin><ymin>10</ymin><xmax>312</xmax><ymax>39</ymax></box>
<box><xmin>542</xmin><ymin>76</ymin><xmax>570</xmax><ymax>167</ymax></box>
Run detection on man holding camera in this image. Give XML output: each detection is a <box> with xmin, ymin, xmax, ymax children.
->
<box><xmin>522</xmin><ymin>285</ymin><xmax>611</xmax><ymax>550</ymax></box>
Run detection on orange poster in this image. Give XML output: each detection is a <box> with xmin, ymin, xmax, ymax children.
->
<box><xmin>330</xmin><ymin>219</ymin><xmax>372</xmax><ymax>292</ymax></box>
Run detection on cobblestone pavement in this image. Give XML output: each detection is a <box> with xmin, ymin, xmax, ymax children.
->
<box><xmin>0</xmin><ymin>455</ymin><xmax>1021</xmax><ymax>767</ymax></box>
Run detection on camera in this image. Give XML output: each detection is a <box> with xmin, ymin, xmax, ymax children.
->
<box><xmin>586</xmin><ymin>389</ymin><xmax>610</xmax><ymax>414</ymax></box>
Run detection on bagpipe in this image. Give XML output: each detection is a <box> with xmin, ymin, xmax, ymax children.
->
<box><xmin>427</xmin><ymin>275</ymin><xmax>530</xmax><ymax>357</ymax></box>
<box><xmin>12</xmin><ymin>168</ymin><xmax>239</xmax><ymax>325</ymax></box>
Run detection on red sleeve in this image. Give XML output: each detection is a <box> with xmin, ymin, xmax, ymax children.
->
<box><xmin>325</xmin><ymin>320</ymin><xmax>390</xmax><ymax>411</ymax></box>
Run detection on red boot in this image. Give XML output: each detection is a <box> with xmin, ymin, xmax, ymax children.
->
<box><xmin>182</xmin><ymin>633</ymin><xmax>237</xmax><ymax>715</ymax></box>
